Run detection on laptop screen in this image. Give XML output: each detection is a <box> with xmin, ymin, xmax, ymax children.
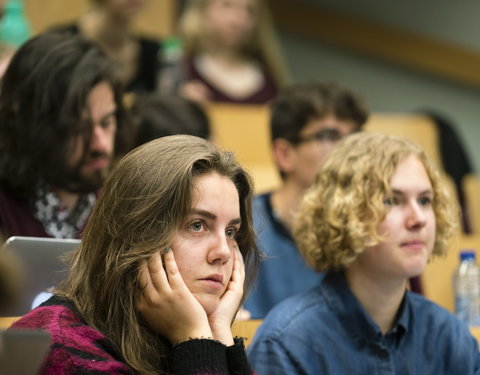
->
<box><xmin>1</xmin><ymin>236</ymin><xmax>80</xmax><ymax>317</ymax></box>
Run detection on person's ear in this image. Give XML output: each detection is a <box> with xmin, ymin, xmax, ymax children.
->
<box><xmin>272</xmin><ymin>138</ymin><xmax>297</xmax><ymax>175</ymax></box>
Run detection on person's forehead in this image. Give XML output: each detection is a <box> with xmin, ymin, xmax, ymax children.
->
<box><xmin>389</xmin><ymin>155</ymin><xmax>432</xmax><ymax>189</ymax></box>
<box><xmin>300</xmin><ymin>114</ymin><xmax>355</xmax><ymax>133</ymax></box>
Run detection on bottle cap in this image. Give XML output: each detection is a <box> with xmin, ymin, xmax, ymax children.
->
<box><xmin>162</xmin><ymin>36</ymin><xmax>182</xmax><ymax>60</ymax></box>
<box><xmin>460</xmin><ymin>250</ymin><xmax>476</xmax><ymax>261</ymax></box>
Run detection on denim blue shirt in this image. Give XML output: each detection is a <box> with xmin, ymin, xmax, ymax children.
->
<box><xmin>243</xmin><ymin>193</ymin><xmax>323</xmax><ymax>318</ymax></box>
<box><xmin>248</xmin><ymin>271</ymin><xmax>480</xmax><ymax>375</ymax></box>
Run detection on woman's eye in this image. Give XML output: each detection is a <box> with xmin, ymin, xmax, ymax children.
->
<box><xmin>190</xmin><ymin>221</ymin><xmax>204</xmax><ymax>232</ymax></box>
<box><xmin>383</xmin><ymin>197</ymin><xmax>399</xmax><ymax>206</ymax></box>
<box><xmin>226</xmin><ymin>227</ymin><xmax>237</xmax><ymax>239</ymax></box>
<box><xmin>383</xmin><ymin>198</ymin><xmax>392</xmax><ymax>206</ymax></box>
<box><xmin>418</xmin><ymin>196</ymin><xmax>432</xmax><ymax>206</ymax></box>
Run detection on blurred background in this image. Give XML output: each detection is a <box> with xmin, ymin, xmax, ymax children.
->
<box><xmin>15</xmin><ymin>0</ymin><xmax>480</xmax><ymax>173</ymax></box>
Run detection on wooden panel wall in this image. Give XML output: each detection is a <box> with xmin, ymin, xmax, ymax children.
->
<box><xmin>23</xmin><ymin>0</ymin><xmax>176</xmax><ymax>37</ymax></box>
<box><xmin>268</xmin><ymin>0</ymin><xmax>480</xmax><ymax>89</ymax></box>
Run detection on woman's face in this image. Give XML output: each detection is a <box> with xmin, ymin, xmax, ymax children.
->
<box><xmin>204</xmin><ymin>0</ymin><xmax>258</xmax><ymax>49</ymax></box>
<box><xmin>170</xmin><ymin>171</ymin><xmax>241</xmax><ymax>315</ymax></box>
<box><xmin>349</xmin><ymin>155</ymin><xmax>436</xmax><ymax>282</ymax></box>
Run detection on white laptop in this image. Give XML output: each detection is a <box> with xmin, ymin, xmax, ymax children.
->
<box><xmin>1</xmin><ymin>236</ymin><xmax>80</xmax><ymax>317</ymax></box>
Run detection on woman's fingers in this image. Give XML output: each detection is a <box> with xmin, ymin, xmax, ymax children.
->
<box><xmin>136</xmin><ymin>248</ymin><xmax>212</xmax><ymax>344</ymax></box>
<box><xmin>162</xmin><ymin>249</ymin><xmax>191</xmax><ymax>293</ymax></box>
<box><xmin>138</xmin><ymin>260</ymin><xmax>155</xmax><ymax>294</ymax></box>
<box><xmin>148</xmin><ymin>250</ymin><xmax>171</xmax><ymax>293</ymax></box>
<box><xmin>229</xmin><ymin>245</ymin><xmax>245</xmax><ymax>287</ymax></box>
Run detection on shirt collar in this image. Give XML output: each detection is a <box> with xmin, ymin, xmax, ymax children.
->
<box><xmin>321</xmin><ymin>271</ymin><xmax>408</xmax><ymax>346</ymax></box>
<box><xmin>264</xmin><ymin>192</ymin><xmax>295</xmax><ymax>242</ymax></box>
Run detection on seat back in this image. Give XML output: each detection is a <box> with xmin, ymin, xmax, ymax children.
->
<box><xmin>422</xmin><ymin>235</ymin><xmax>480</xmax><ymax>312</ymax></box>
<box><xmin>207</xmin><ymin>104</ymin><xmax>280</xmax><ymax>193</ymax></box>
<box><xmin>365</xmin><ymin>113</ymin><xmax>442</xmax><ymax>168</ymax></box>
<box><xmin>231</xmin><ymin>319</ymin><xmax>263</xmax><ymax>347</ymax></box>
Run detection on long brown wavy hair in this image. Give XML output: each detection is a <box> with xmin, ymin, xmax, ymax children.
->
<box><xmin>56</xmin><ymin>135</ymin><xmax>260</xmax><ymax>374</ymax></box>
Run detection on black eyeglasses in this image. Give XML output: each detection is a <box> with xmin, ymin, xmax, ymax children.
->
<box><xmin>291</xmin><ymin>128</ymin><xmax>344</xmax><ymax>145</ymax></box>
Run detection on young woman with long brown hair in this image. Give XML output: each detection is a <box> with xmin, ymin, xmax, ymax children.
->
<box><xmin>12</xmin><ymin>135</ymin><xmax>260</xmax><ymax>374</ymax></box>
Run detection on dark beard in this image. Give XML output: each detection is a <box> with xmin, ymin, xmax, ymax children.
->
<box><xmin>62</xmin><ymin>167</ymin><xmax>107</xmax><ymax>194</ymax></box>
<box><xmin>54</xmin><ymin>152</ymin><xmax>110</xmax><ymax>194</ymax></box>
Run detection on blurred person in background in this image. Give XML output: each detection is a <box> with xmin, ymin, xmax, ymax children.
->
<box><xmin>53</xmin><ymin>0</ymin><xmax>161</xmax><ymax>94</ymax></box>
<box><xmin>178</xmin><ymin>0</ymin><xmax>289</xmax><ymax>104</ymax></box>
<box><xmin>0</xmin><ymin>31</ymin><xmax>128</xmax><ymax>239</ymax></box>
<box><xmin>243</xmin><ymin>81</ymin><xmax>369</xmax><ymax>318</ymax></box>
<box><xmin>129</xmin><ymin>93</ymin><xmax>212</xmax><ymax>149</ymax></box>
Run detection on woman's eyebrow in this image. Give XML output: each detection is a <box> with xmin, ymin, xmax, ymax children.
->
<box><xmin>391</xmin><ymin>188</ymin><xmax>433</xmax><ymax>195</ymax></box>
<box><xmin>189</xmin><ymin>209</ymin><xmax>242</xmax><ymax>225</ymax></box>
<box><xmin>190</xmin><ymin>208</ymin><xmax>216</xmax><ymax>220</ymax></box>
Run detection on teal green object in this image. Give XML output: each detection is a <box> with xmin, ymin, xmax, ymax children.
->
<box><xmin>0</xmin><ymin>0</ymin><xmax>31</xmax><ymax>48</ymax></box>
<box><xmin>162</xmin><ymin>36</ymin><xmax>183</xmax><ymax>61</ymax></box>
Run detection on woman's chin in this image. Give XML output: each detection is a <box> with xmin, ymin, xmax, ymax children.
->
<box><xmin>195</xmin><ymin>294</ymin><xmax>220</xmax><ymax>316</ymax></box>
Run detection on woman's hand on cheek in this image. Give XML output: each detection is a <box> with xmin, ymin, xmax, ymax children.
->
<box><xmin>135</xmin><ymin>250</ymin><xmax>213</xmax><ymax>346</ymax></box>
<box><xmin>208</xmin><ymin>245</ymin><xmax>245</xmax><ymax>346</ymax></box>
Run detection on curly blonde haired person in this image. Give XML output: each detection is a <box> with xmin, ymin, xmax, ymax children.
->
<box><xmin>247</xmin><ymin>132</ymin><xmax>477</xmax><ymax>375</ymax></box>
<box><xmin>295</xmin><ymin>132</ymin><xmax>458</xmax><ymax>272</ymax></box>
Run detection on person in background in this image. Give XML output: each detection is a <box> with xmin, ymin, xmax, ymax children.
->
<box><xmin>129</xmin><ymin>93</ymin><xmax>212</xmax><ymax>149</ymax></box>
<box><xmin>11</xmin><ymin>135</ymin><xmax>260</xmax><ymax>374</ymax></box>
<box><xmin>0</xmin><ymin>31</ymin><xmax>128</xmax><ymax>239</ymax></box>
<box><xmin>53</xmin><ymin>0</ymin><xmax>161</xmax><ymax>93</ymax></box>
<box><xmin>243</xmin><ymin>81</ymin><xmax>368</xmax><ymax>318</ymax></box>
<box><xmin>247</xmin><ymin>133</ymin><xmax>479</xmax><ymax>375</ymax></box>
<box><xmin>178</xmin><ymin>0</ymin><xmax>289</xmax><ymax>104</ymax></box>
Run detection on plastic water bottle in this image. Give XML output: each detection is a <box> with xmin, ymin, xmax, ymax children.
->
<box><xmin>157</xmin><ymin>36</ymin><xmax>184</xmax><ymax>95</ymax></box>
<box><xmin>0</xmin><ymin>0</ymin><xmax>31</xmax><ymax>48</ymax></box>
<box><xmin>454</xmin><ymin>250</ymin><xmax>480</xmax><ymax>326</ymax></box>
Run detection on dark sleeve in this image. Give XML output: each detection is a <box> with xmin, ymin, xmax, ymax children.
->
<box><xmin>171</xmin><ymin>338</ymin><xmax>252</xmax><ymax>375</ymax></box>
<box><xmin>227</xmin><ymin>338</ymin><xmax>253</xmax><ymax>375</ymax></box>
<box><xmin>128</xmin><ymin>37</ymin><xmax>161</xmax><ymax>93</ymax></box>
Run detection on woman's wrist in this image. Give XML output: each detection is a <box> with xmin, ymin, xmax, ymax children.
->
<box><xmin>210</xmin><ymin>325</ymin><xmax>234</xmax><ymax>346</ymax></box>
<box><xmin>171</xmin><ymin>327</ymin><xmax>214</xmax><ymax>346</ymax></box>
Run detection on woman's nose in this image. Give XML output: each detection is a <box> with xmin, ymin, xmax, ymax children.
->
<box><xmin>207</xmin><ymin>233</ymin><xmax>232</xmax><ymax>264</ymax></box>
<box><xmin>406</xmin><ymin>202</ymin><xmax>427</xmax><ymax>229</ymax></box>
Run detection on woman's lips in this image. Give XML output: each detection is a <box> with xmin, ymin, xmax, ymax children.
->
<box><xmin>401</xmin><ymin>241</ymin><xmax>425</xmax><ymax>251</ymax></box>
<box><xmin>200</xmin><ymin>274</ymin><xmax>224</xmax><ymax>290</ymax></box>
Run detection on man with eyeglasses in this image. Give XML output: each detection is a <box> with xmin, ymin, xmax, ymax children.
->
<box><xmin>244</xmin><ymin>81</ymin><xmax>369</xmax><ymax>318</ymax></box>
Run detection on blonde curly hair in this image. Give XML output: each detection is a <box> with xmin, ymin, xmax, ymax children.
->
<box><xmin>294</xmin><ymin>132</ymin><xmax>459</xmax><ymax>272</ymax></box>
